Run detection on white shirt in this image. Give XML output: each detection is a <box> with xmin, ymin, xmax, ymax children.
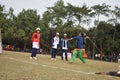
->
<box><xmin>52</xmin><ymin>36</ymin><xmax>60</xmax><ymax>49</ymax></box>
<box><xmin>61</xmin><ymin>38</ymin><xmax>68</xmax><ymax>50</ymax></box>
<box><xmin>32</xmin><ymin>42</ymin><xmax>39</xmax><ymax>49</ymax></box>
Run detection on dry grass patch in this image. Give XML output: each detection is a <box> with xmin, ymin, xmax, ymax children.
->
<box><xmin>0</xmin><ymin>51</ymin><xmax>119</xmax><ymax>80</ymax></box>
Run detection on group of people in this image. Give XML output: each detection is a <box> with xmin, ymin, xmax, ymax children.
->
<box><xmin>29</xmin><ymin>27</ymin><xmax>120</xmax><ymax>77</ymax></box>
<box><xmin>30</xmin><ymin>27</ymin><xmax>88</xmax><ymax>63</ymax></box>
<box><xmin>51</xmin><ymin>31</ymin><xmax>88</xmax><ymax>63</ymax></box>
<box><xmin>51</xmin><ymin>32</ymin><xmax>68</xmax><ymax>61</ymax></box>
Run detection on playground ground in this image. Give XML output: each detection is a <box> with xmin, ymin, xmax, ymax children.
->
<box><xmin>0</xmin><ymin>51</ymin><xmax>120</xmax><ymax>80</ymax></box>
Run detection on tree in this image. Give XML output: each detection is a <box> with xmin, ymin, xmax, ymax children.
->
<box><xmin>91</xmin><ymin>3</ymin><xmax>111</xmax><ymax>26</ymax></box>
<box><xmin>113</xmin><ymin>6</ymin><xmax>120</xmax><ymax>24</ymax></box>
<box><xmin>16</xmin><ymin>9</ymin><xmax>41</xmax><ymax>50</ymax></box>
<box><xmin>65</xmin><ymin>3</ymin><xmax>76</xmax><ymax>27</ymax></box>
<box><xmin>114</xmin><ymin>24</ymin><xmax>120</xmax><ymax>54</ymax></box>
<box><xmin>96</xmin><ymin>22</ymin><xmax>114</xmax><ymax>54</ymax></box>
<box><xmin>73</xmin><ymin>4</ymin><xmax>91</xmax><ymax>27</ymax></box>
<box><xmin>2</xmin><ymin>7</ymin><xmax>21</xmax><ymax>47</ymax></box>
<box><xmin>108</xmin><ymin>6</ymin><xmax>120</xmax><ymax>25</ymax></box>
<box><xmin>46</xmin><ymin>0</ymin><xmax>66</xmax><ymax>28</ymax></box>
<box><xmin>0</xmin><ymin>5</ymin><xmax>5</xmax><ymax>53</ymax></box>
<box><xmin>87</xmin><ymin>21</ymin><xmax>120</xmax><ymax>56</ymax></box>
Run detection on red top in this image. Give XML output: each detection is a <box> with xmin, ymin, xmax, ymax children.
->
<box><xmin>31</xmin><ymin>32</ymin><xmax>40</xmax><ymax>44</ymax></box>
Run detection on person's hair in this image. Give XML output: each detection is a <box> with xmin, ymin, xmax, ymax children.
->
<box><xmin>79</xmin><ymin>31</ymin><xmax>84</xmax><ymax>37</ymax></box>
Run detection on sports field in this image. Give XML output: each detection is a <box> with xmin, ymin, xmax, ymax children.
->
<box><xmin>0</xmin><ymin>51</ymin><xmax>119</xmax><ymax>80</ymax></box>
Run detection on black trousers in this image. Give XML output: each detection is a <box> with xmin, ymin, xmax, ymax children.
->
<box><xmin>51</xmin><ymin>48</ymin><xmax>57</xmax><ymax>58</ymax></box>
<box><xmin>31</xmin><ymin>48</ymin><xmax>37</xmax><ymax>57</ymax></box>
<box><xmin>61</xmin><ymin>49</ymin><xmax>68</xmax><ymax>61</ymax></box>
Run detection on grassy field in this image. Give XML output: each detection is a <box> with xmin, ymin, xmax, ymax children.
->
<box><xmin>0</xmin><ymin>51</ymin><xmax>120</xmax><ymax>80</ymax></box>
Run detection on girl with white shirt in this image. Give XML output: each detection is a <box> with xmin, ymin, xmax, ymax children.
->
<box><xmin>51</xmin><ymin>33</ymin><xmax>60</xmax><ymax>60</ymax></box>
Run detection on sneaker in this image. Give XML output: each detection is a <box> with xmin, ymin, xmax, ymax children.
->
<box><xmin>51</xmin><ymin>58</ymin><xmax>54</xmax><ymax>60</ymax></box>
<box><xmin>30</xmin><ymin>57</ymin><xmax>33</xmax><ymax>59</ymax></box>
<box><xmin>33</xmin><ymin>57</ymin><xmax>37</xmax><ymax>60</ymax></box>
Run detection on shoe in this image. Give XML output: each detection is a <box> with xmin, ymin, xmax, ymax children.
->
<box><xmin>30</xmin><ymin>57</ymin><xmax>33</xmax><ymax>59</ymax></box>
<box><xmin>51</xmin><ymin>58</ymin><xmax>54</xmax><ymax>60</ymax></box>
<box><xmin>33</xmin><ymin>57</ymin><xmax>37</xmax><ymax>60</ymax></box>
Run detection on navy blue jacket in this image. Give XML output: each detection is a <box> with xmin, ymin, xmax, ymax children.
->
<box><xmin>60</xmin><ymin>38</ymin><xmax>68</xmax><ymax>49</ymax></box>
<box><xmin>72</xmin><ymin>36</ymin><xmax>84</xmax><ymax>49</ymax></box>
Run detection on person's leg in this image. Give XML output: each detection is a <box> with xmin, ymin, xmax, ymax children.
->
<box><xmin>31</xmin><ymin>48</ymin><xmax>37</xmax><ymax>59</ymax></box>
<box><xmin>54</xmin><ymin>49</ymin><xmax>57</xmax><ymax>59</ymax></box>
<box><xmin>96</xmin><ymin>71</ymin><xmax>119</xmax><ymax>76</ymax></box>
<box><xmin>107</xmin><ymin>71</ymin><xmax>117</xmax><ymax>76</ymax></box>
<box><xmin>96</xmin><ymin>72</ymin><xmax>107</xmax><ymax>75</ymax></box>
<box><xmin>61</xmin><ymin>49</ymin><xmax>64</xmax><ymax>60</ymax></box>
<box><xmin>65</xmin><ymin>50</ymin><xmax>68</xmax><ymax>61</ymax></box>
<box><xmin>51</xmin><ymin>48</ymin><xmax>54</xmax><ymax>58</ymax></box>
<box><xmin>78</xmin><ymin>49</ymin><xmax>86</xmax><ymax>63</ymax></box>
<box><xmin>70</xmin><ymin>50</ymin><xmax>77</xmax><ymax>62</ymax></box>
<box><xmin>33</xmin><ymin>48</ymin><xmax>37</xmax><ymax>59</ymax></box>
<box><xmin>31</xmin><ymin>48</ymin><xmax>36</xmax><ymax>57</ymax></box>
<box><xmin>34</xmin><ymin>48</ymin><xmax>37</xmax><ymax>57</ymax></box>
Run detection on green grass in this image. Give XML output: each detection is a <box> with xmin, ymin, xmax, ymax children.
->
<box><xmin>0</xmin><ymin>51</ymin><xmax>120</xmax><ymax>80</ymax></box>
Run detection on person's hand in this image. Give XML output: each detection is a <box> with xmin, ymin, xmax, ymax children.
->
<box><xmin>85</xmin><ymin>36</ymin><xmax>89</xmax><ymax>39</ymax></box>
<box><xmin>117</xmin><ymin>71</ymin><xmax>120</xmax><ymax>75</ymax></box>
<box><xmin>67</xmin><ymin>38</ymin><xmax>72</xmax><ymax>41</ymax></box>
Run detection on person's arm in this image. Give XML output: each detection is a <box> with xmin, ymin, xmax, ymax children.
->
<box><xmin>51</xmin><ymin>38</ymin><xmax>54</xmax><ymax>47</ymax></box>
<box><xmin>67</xmin><ymin>41</ymin><xmax>68</xmax><ymax>50</ymax></box>
<box><xmin>67</xmin><ymin>38</ymin><xmax>73</xmax><ymax>41</ymax></box>
<box><xmin>85</xmin><ymin>36</ymin><xmax>89</xmax><ymax>39</ymax></box>
<box><xmin>38</xmin><ymin>33</ymin><xmax>40</xmax><ymax>44</ymax></box>
<box><xmin>31</xmin><ymin>32</ymin><xmax>36</xmax><ymax>42</ymax></box>
<box><xmin>58</xmin><ymin>38</ymin><xmax>61</xmax><ymax>48</ymax></box>
<box><xmin>67</xmin><ymin>36</ymin><xmax>77</xmax><ymax>41</ymax></box>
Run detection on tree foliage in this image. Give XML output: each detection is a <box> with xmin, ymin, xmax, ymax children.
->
<box><xmin>0</xmin><ymin>0</ymin><xmax>120</xmax><ymax>57</ymax></box>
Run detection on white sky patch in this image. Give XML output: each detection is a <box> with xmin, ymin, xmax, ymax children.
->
<box><xmin>0</xmin><ymin>0</ymin><xmax>120</xmax><ymax>29</ymax></box>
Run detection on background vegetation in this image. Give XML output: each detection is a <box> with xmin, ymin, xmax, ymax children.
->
<box><xmin>0</xmin><ymin>0</ymin><xmax>120</xmax><ymax>58</ymax></box>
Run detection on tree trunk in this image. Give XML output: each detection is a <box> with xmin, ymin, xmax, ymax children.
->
<box><xmin>0</xmin><ymin>28</ymin><xmax>2</xmax><ymax>54</ymax></box>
